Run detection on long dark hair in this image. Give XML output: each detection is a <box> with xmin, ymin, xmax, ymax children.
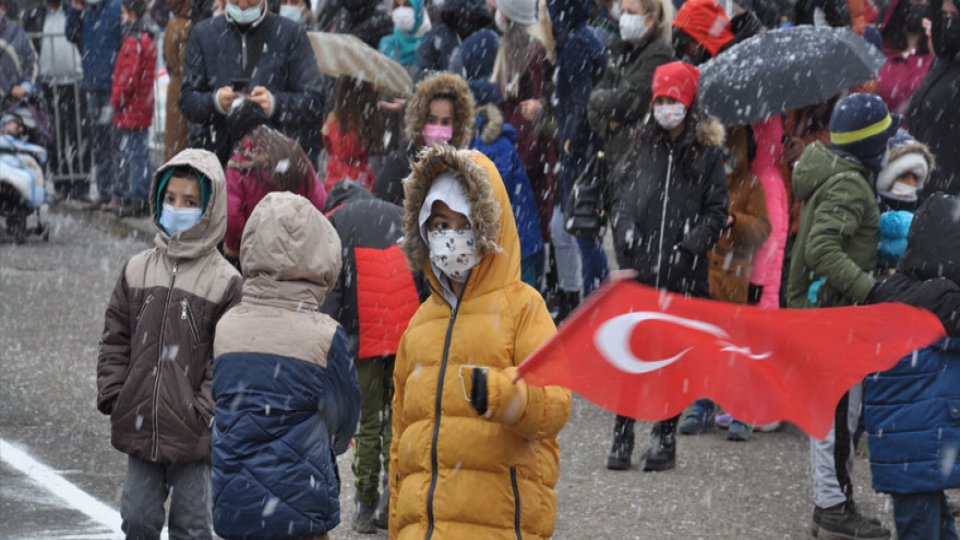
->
<box><xmin>234</xmin><ymin>126</ymin><xmax>315</xmax><ymax>193</ymax></box>
<box><xmin>334</xmin><ymin>76</ymin><xmax>385</xmax><ymax>155</ymax></box>
<box><xmin>881</xmin><ymin>0</ymin><xmax>931</xmax><ymax>54</ymax></box>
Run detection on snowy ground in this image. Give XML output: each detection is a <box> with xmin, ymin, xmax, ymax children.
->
<box><xmin>0</xmin><ymin>211</ymin><xmax>895</xmax><ymax>539</ymax></box>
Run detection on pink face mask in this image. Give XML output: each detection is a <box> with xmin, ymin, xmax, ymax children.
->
<box><xmin>423</xmin><ymin>124</ymin><xmax>454</xmax><ymax>146</ymax></box>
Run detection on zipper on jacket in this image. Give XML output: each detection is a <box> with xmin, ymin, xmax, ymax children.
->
<box><xmin>241</xmin><ymin>33</ymin><xmax>247</xmax><ymax>72</ymax></box>
<box><xmin>136</xmin><ymin>294</ymin><xmax>154</xmax><ymax>322</ymax></box>
<box><xmin>424</xmin><ymin>291</ymin><xmax>465</xmax><ymax>540</ymax></box>
<box><xmin>655</xmin><ymin>151</ymin><xmax>674</xmax><ymax>290</ymax></box>
<box><xmin>151</xmin><ymin>260</ymin><xmax>178</xmax><ymax>461</ymax></box>
<box><xmin>180</xmin><ymin>298</ymin><xmax>201</xmax><ymax>345</ymax></box>
<box><xmin>510</xmin><ymin>466</ymin><xmax>523</xmax><ymax>540</ymax></box>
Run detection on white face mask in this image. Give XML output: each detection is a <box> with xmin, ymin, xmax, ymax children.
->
<box><xmin>392</xmin><ymin>6</ymin><xmax>416</xmax><ymax>33</ymax></box>
<box><xmin>653</xmin><ymin>103</ymin><xmax>687</xmax><ymax>130</ymax></box>
<box><xmin>495</xmin><ymin>9</ymin><xmax>511</xmax><ymax>33</ymax></box>
<box><xmin>619</xmin><ymin>13</ymin><xmax>651</xmax><ymax>42</ymax></box>
<box><xmin>890</xmin><ymin>180</ymin><xmax>919</xmax><ymax>200</ymax></box>
<box><xmin>428</xmin><ymin>229</ymin><xmax>480</xmax><ymax>283</ymax></box>
<box><xmin>279</xmin><ymin>4</ymin><xmax>303</xmax><ymax>21</ymax></box>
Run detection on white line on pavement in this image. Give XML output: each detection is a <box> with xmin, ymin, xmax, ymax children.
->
<box><xmin>0</xmin><ymin>437</ymin><xmax>123</xmax><ymax>536</ymax></box>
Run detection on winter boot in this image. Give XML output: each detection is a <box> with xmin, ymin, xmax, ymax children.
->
<box><xmin>605</xmin><ymin>415</ymin><xmax>635</xmax><ymax>470</ymax></box>
<box><xmin>642</xmin><ymin>421</ymin><xmax>676</xmax><ymax>472</ymax></box>
<box><xmin>353</xmin><ymin>498</ymin><xmax>378</xmax><ymax>534</ymax></box>
<box><xmin>372</xmin><ymin>479</ymin><xmax>389</xmax><ymax>530</ymax></box>
<box><xmin>554</xmin><ymin>291</ymin><xmax>580</xmax><ymax>324</ymax></box>
<box><xmin>727</xmin><ymin>420</ymin><xmax>752</xmax><ymax>442</ymax></box>
<box><xmin>814</xmin><ymin>501</ymin><xmax>889</xmax><ymax>539</ymax></box>
<box><xmin>678</xmin><ymin>399</ymin><xmax>716</xmax><ymax>435</ymax></box>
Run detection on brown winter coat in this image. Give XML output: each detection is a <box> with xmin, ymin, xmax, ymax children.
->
<box><xmin>97</xmin><ymin>149</ymin><xmax>241</xmax><ymax>463</ymax></box>
<box><xmin>708</xmin><ymin>127</ymin><xmax>771</xmax><ymax>304</ymax></box>
<box><xmin>163</xmin><ymin>0</ymin><xmax>192</xmax><ymax>161</ymax></box>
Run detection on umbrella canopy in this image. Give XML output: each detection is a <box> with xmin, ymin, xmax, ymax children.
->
<box><xmin>698</xmin><ymin>26</ymin><xmax>885</xmax><ymax>126</ymax></box>
<box><xmin>307</xmin><ymin>32</ymin><xmax>414</xmax><ymax>98</ymax></box>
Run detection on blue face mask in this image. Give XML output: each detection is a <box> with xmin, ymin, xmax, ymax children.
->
<box><xmin>226</xmin><ymin>1</ymin><xmax>262</xmax><ymax>25</ymax></box>
<box><xmin>159</xmin><ymin>203</ymin><xmax>203</xmax><ymax>235</ymax></box>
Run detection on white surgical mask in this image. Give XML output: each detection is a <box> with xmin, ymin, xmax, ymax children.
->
<box><xmin>653</xmin><ymin>103</ymin><xmax>687</xmax><ymax>130</ymax></box>
<box><xmin>619</xmin><ymin>13</ymin><xmax>651</xmax><ymax>42</ymax></box>
<box><xmin>392</xmin><ymin>6</ymin><xmax>416</xmax><ymax>33</ymax></box>
<box><xmin>159</xmin><ymin>204</ymin><xmax>203</xmax><ymax>235</ymax></box>
<box><xmin>279</xmin><ymin>4</ymin><xmax>303</xmax><ymax>21</ymax></box>
<box><xmin>495</xmin><ymin>9</ymin><xmax>511</xmax><ymax>33</ymax></box>
<box><xmin>428</xmin><ymin>229</ymin><xmax>480</xmax><ymax>282</ymax></box>
<box><xmin>226</xmin><ymin>1</ymin><xmax>263</xmax><ymax>24</ymax></box>
<box><xmin>890</xmin><ymin>180</ymin><xmax>919</xmax><ymax>200</ymax></box>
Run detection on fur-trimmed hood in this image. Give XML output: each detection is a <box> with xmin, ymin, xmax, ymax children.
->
<box><xmin>476</xmin><ymin>103</ymin><xmax>509</xmax><ymax>145</ymax></box>
<box><xmin>405</xmin><ymin>72</ymin><xmax>476</xmax><ymax>149</ymax></box>
<box><xmin>401</xmin><ymin>146</ymin><xmax>522</xmax><ymax>299</ymax></box>
<box><xmin>877</xmin><ymin>141</ymin><xmax>936</xmax><ymax>194</ymax></box>
<box><xmin>694</xmin><ymin>115</ymin><xmax>726</xmax><ymax>147</ymax></box>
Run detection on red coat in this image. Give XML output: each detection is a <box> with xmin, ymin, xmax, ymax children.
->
<box><xmin>111</xmin><ymin>29</ymin><xmax>156</xmax><ymax>130</ymax></box>
<box><xmin>877</xmin><ymin>49</ymin><xmax>932</xmax><ymax>117</ymax></box>
<box><xmin>322</xmin><ymin>118</ymin><xmax>374</xmax><ymax>193</ymax></box>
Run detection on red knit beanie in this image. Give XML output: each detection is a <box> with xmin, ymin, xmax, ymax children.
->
<box><xmin>673</xmin><ymin>0</ymin><xmax>735</xmax><ymax>57</ymax></box>
<box><xmin>652</xmin><ymin>62</ymin><xmax>700</xmax><ymax>108</ymax></box>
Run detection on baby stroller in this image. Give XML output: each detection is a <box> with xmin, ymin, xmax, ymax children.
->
<box><xmin>0</xmin><ymin>131</ymin><xmax>50</xmax><ymax>243</ymax></box>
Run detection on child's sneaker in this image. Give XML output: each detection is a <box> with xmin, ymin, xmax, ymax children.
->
<box><xmin>678</xmin><ymin>399</ymin><xmax>716</xmax><ymax>435</ymax></box>
<box><xmin>727</xmin><ymin>420</ymin><xmax>752</xmax><ymax>441</ymax></box>
<box><xmin>715</xmin><ymin>412</ymin><xmax>733</xmax><ymax>429</ymax></box>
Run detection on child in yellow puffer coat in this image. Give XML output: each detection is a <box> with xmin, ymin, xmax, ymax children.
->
<box><xmin>389</xmin><ymin>145</ymin><xmax>572</xmax><ymax>540</ymax></box>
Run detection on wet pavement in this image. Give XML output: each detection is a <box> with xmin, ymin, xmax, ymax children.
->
<box><xmin>0</xmin><ymin>209</ymin><xmax>894</xmax><ymax>539</ymax></box>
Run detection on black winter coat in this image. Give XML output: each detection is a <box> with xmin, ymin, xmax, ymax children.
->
<box><xmin>180</xmin><ymin>13</ymin><xmax>324</xmax><ymax>164</ymax></box>
<box><xmin>909</xmin><ymin>57</ymin><xmax>960</xmax><ymax>199</ymax></box>
<box><xmin>609</xmin><ymin>114</ymin><xmax>729</xmax><ymax>297</ymax></box>
<box><xmin>375</xmin><ymin>143</ymin><xmax>416</xmax><ymax>206</ymax></box>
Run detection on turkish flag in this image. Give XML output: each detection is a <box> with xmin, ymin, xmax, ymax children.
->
<box><xmin>517</xmin><ymin>280</ymin><xmax>945</xmax><ymax>439</ymax></box>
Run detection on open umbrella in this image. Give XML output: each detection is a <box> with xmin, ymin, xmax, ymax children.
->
<box><xmin>698</xmin><ymin>26</ymin><xmax>885</xmax><ymax>126</ymax></box>
<box><xmin>307</xmin><ymin>32</ymin><xmax>414</xmax><ymax>98</ymax></box>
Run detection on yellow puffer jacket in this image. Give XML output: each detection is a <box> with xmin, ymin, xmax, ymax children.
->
<box><xmin>390</xmin><ymin>146</ymin><xmax>572</xmax><ymax>540</ymax></box>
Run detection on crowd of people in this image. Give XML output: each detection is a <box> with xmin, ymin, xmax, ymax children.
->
<box><xmin>0</xmin><ymin>0</ymin><xmax>941</xmax><ymax>537</ymax></box>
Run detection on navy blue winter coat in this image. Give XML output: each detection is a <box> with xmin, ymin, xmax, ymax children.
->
<box><xmin>211</xmin><ymin>193</ymin><xmax>360</xmax><ymax>538</ymax></box>
<box><xmin>472</xmin><ymin>105</ymin><xmax>544</xmax><ymax>261</ymax></box>
<box><xmin>180</xmin><ymin>13</ymin><xmax>324</xmax><ymax>162</ymax></box>
<box><xmin>864</xmin><ymin>193</ymin><xmax>960</xmax><ymax>495</ymax></box>
<box><xmin>65</xmin><ymin>0</ymin><xmax>122</xmax><ymax>92</ymax></box>
<box><xmin>415</xmin><ymin>0</ymin><xmax>491</xmax><ymax>80</ymax></box>
<box><xmin>547</xmin><ymin>0</ymin><xmax>607</xmax><ymax>200</ymax></box>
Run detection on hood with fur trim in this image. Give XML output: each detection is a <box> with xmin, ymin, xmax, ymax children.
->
<box><xmin>402</xmin><ymin>146</ymin><xmax>523</xmax><ymax>298</ymax></box>
<box><xmin>477</xmin><ymin>103</ymin><xmax>507</xmax><ymax>144</ymax></box>
<box><xmin>877</xmin><ymin>141</ymin><xmax>936</xmax><ymax>194</ymax></box>
<box><xmin>405</xmin><ymin>72</ymin><xmax>476</xmax><ymax>149</ymax></box>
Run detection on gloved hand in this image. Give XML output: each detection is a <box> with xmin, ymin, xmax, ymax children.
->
<box><xmin>460</xmin><ymin>366</ymin><xmax>529</xmax><ymax>425</ymax></box>
<box><xmin>666</xmin><ymin>245</ymin><xmax>695</xmax><ymax>287</ymax></box>
<box><xmin>747</xmin><ymin>283</ymin><xmax>763</xmax><ymax>305</ymax></box>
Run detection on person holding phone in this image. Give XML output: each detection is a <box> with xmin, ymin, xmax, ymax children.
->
<box><xmin>180</xmin><ymin>0</ymin><xmax>324</xmax><ymax>165</ymax></box>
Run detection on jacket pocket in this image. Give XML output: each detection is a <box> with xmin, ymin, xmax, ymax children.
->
<box><xmin>510</xmin><ymin>466</ymin><xmax>523</xmax><ymax>540</ymax></box>
<box><xmin>135</xmin><ymin>294</ymin><xmax>154</xmax><ymax>322</ymax></box>
<box><xmin>179</xmin><ymin>298</ymin><xmax>201</xmax><ymax>345</ymax></box>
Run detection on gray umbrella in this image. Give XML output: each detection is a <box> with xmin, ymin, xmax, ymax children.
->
<box><xmin>698</xmin><ymin>25</ymin><xmax>886</xmax><ymax>126</ymax></box>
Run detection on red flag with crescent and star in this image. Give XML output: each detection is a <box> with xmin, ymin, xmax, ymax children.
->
<box><xmin>517</xmin><ymin>279</ymin><xmax>945</xmax><ymax>439</ymax></box>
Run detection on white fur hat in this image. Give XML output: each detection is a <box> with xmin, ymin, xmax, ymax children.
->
<box><xmin>876</xmin><ymin>132</ymin><xmax>935</xmax><ymax>199</ymax></box>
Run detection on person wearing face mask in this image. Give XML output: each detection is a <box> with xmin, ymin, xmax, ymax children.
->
<box><xmin>279</xmin><ymin>0</ymin><xmax>314</xmax><ymax>26</ymax></box>
<box><xmin>877</xmin><ymin>0</ymin><xmax>934</xmax><ymax>116</ymax></box>
<box><xmin>374</xmin><ymin>72</ymin><xmax>476</xmax><ymax>205</ymax></box>
<box><xmin>180</xmin><ymin>0</ymin><xmax>325</xmax><ymax>166</ymax></box>
<box><xmin>606</xmin><ymin>61</ymin><xmax>728</xmax><ymax>472</ymax></box>
<box><xmin>65</xmin><ymin>0</ymin><xmax>123</xmax><ymax>209</ymax></box>
<box><xmin>390</xmin><ymin>145</ymin><xmax>571</xmax><ymax>540</ymax></box>
<box><xmin>787</xmin><ymin>93</ymin><xmax>901</xmax><ymax>540</ymax></box>
<box><xmin>908</xmin><ymin>0</ymin><xmax>960</xmax><ymax>199</ymax></box>
<box><xmin>415</xmin><ymin>0</ymin><xmax>492</xmax><ymax>80</ymax></box>
<box><xmin>96</xmin><ymin>149</ymin><xmax>242</xmax><ymax>540</ymax></box>
<box><xmin>873</xmin><ymin>130</ymin><xmax>934</xmax><ymax>266</ymax></box>
<box><xmin>379</xmin><ymin>0</ymin><xmax>431</xmax><ymax>72</ymax></box>
<box><xmin>588</xmin><ymin>0</ymin><xmax>674</xmax><ymax>169</ymax></box>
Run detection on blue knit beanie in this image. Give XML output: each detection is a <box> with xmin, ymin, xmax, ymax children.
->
<box><xmin>829</xmin><ymin>93</ymin><xmax>901</xmax><ymax>162</ymax></box>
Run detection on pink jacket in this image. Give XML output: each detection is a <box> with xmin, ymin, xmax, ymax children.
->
<box><xmin>225</xmin><ymin>148</ymin><xmax>327</xmax><ymax>252</ymax></box>
<box><xmin>749</xmin><ymin>116</ymin><xmax>789</xmax><ymax>308</ymax></box>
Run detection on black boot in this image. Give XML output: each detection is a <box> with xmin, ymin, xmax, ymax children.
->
<box><xmin>353</xmin><ymin>498</ymin><xmax>377</xmax><ymax>534</ymax></box>
<box><xmin>372</xmin><ymin>478</ymin><xmax>389</xmax><ymax>530</ymax></box>
<box><xmin>606</xmin><ymin>415</ymin><xmax>635</xmax><ymax>470</ymax></box>
<box><xmin>642</xmin><ymin>420</ymin><xmax>677</xmax><ymax>472</ymax></box>
<box><xmin>554</xmin><ymin>291</ymin><xmax>580</xmax><ymax>324</ymax></box>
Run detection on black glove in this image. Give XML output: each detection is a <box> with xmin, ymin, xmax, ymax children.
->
<box><xmin>469</xmin><ymin>368</ymin><xmax>488</xmax><ymax>417</ymax></box>
<box><xmin>747</xmin><ymin>283</ymin><xmax>763</xmax><ymax>305</ymax></box>
<box><xmin>666</xmin><ymin>245</ymin><xmax>695</xmax><ymax>287</ymax></box>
